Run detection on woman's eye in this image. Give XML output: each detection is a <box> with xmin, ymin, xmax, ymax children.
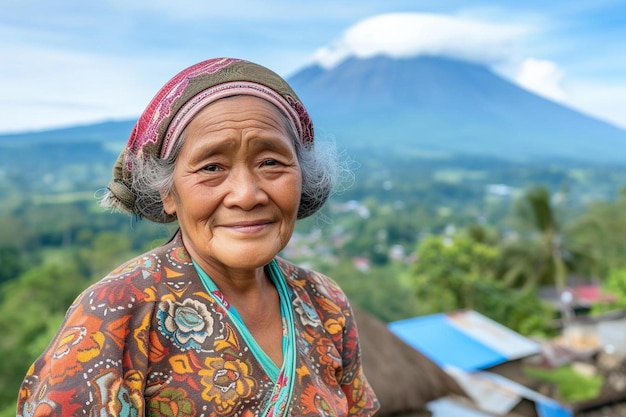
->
<box><xmin>263</xmin><ymin>159</ymin><xmax>279</xmax><ymax>166</ymax></box>
<box><xmin>203</xmin><ymin>164</ymin><xmax>221</xmax><ymax>172</ymax></box>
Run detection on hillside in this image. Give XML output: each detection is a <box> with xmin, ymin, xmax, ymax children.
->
<box><xmin>1</xmin><ymin>54</ymin><xmax>625</xmax><ymax>201</ymax></box>
<box><xmin>0</xmin><ymin>120</ymin><xmax>133</xmax><ymax>145</ymax></box>
<box><xmin>2</xmin><ymin>55</ymin><xmax>625</xmax><ymax>166</ymax></box>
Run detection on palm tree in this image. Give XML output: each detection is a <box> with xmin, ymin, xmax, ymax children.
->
<box><xmin>500</xmin><ymin>186</ymin><xmax>568</xmax><ymax>292</ymax></box>
<box><xmin>498</xmin><ymin>185</ymin><xmax>598</xmax><ymax>335</ymax></box>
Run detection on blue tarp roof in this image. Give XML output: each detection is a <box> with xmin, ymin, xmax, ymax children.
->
<box><xmin>390</xmin><ymin>311</ymin><xmax>572</xmax><ymax>417</ymax></box>
<box><xmin>389</xmin><ymin>310</ymin><xmax>541</xmax><ymax>371</ymax></box>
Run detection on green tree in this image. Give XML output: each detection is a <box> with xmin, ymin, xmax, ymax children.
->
<box><xmin>591</xmin><ymin>268</ymin><xmax>626</xmax><ymax>315</ymax></box>
<box><xmin>82</xmin><ymin>231</ymin><xmax>133</xmax><ymax>277</ymax></box>
<box><xmin>567</xmin><ymin>189</ymin><xmax>626</xmax><ymax>279</ymax></box>
<box><xmin>0</xmin><ymin>262</ymin><xmax>88</xmax><ymax>409</ymax></box>
<box><xmin>0</xmin><ymin>246</ymin><xmax>23</xmax><ymax>285</ymax></box>
<box><xmin>411</xmin><ymin>234</ymin><xmax>500</xmax><ymax>313</ymax></box>
<box><xmin>410</xmin><ymin>233</ymin><xmax>551</xmax><ymax>335</ymax></box>
<box><xmin>498</xmin><ymin>186</ymin><xmax>595</xmax><ymax>291</ymax></box>
<box><xmin>319</xmin><ymin>259</ymin><xmax>419</xmax><ymax>322</ymax></box>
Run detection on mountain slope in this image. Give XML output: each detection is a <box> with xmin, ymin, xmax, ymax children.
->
<box><xmin>1</xmin><ymin>55</ymin><xmax>625</xmax><ymax>165</ymax></box>
<box><xmin>0</xmin><ymin>120</ymin><xmax>134</xmax><ymax>145</ymax></box>
<box><xmin>288</xmin><ymin>55</ymin><xmax>626</xmax><ymax>164</ymax></box>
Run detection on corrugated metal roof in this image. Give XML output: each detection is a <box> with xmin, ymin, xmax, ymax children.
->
<box><xmin>427</xmin><ymin>398</ymin><xmax>494</xmax><ymax>417</ymax></box>
<box><xmin>390</xmin><ymin>310</ymin><xmax>572</xmax><ymax>417</ymax></box>
<box><xmin>444</xmin><ymin>367</ymin><xmax>573</xmax><ymax>417</ymax></box>
<box><xmin>389</xmin><ymin>310</ymin><xmax>541</xmax><ymax>371</ymax></box>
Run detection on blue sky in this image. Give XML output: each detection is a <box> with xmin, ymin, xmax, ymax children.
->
<box><xmin>2</xmin><ymin>0</ymin><xmax>626</xmax><ymax>133</ymax></box>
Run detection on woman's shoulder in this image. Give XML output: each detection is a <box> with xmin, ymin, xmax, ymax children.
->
<box><xmin>77</xmin><ymin>234</ymin><xmax>195</xmax><ymax>312</ymax></box>
<box><xmin>276</xmin><ymin>257</ymin><xmax>350</xmax><ymax>308</ymax></box>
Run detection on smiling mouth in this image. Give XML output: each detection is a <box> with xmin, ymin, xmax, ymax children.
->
<box><xmin>222</xmin><ymin>221</ymin><xmax>273</xmax><ymax>233</ymax></box>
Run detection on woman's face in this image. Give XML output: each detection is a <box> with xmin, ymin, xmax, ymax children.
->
<box><xmin>162</xmin><ymin>95</ymin><xmax>302</xmax><ymax>274</ymax></box>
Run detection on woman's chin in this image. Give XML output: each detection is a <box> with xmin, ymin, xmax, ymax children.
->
<box><xmin>202</xmin><ymin>242</ymin><xmax>282</xmax><ymax>272</ymax></box>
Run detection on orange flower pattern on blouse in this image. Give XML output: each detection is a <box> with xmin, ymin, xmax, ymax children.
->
<box><xmin>17</xmin><ymin>232</ymin><xmax>379</xmax><ymax>416</ymax></box>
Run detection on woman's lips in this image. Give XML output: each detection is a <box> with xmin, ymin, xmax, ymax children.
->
<box><xmin>221</xmin><ymin>220</ymin><xmax>273</xmax><ymax>233</ymax></box>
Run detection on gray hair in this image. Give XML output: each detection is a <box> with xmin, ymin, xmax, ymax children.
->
<box><xmin>100</xmin><ymin>119</ymin><xmax>344</xmax><ymax>223</ymax></box>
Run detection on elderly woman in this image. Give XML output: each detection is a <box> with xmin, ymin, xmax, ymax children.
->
<box><xmin>17</xmin><ymin>58</ymin><xmax>379</xmax><ymax>416</ymax></box>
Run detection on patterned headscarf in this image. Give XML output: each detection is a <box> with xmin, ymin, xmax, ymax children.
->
<box><xmin>107</xmin><ymin>57</ymin><xmax>315</xmax><ymax>223</ymax></box>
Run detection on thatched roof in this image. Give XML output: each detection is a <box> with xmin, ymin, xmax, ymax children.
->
<box><xmin>354</xmin><ymin>307</ymin><xmax>467</xmax><ymax>416</ymax></box>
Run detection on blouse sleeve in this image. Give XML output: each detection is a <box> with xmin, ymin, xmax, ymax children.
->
<box><xmin>303</xmin><ymin>267</ymin><xmax>380</xmax><ymax>416</ymax></box>
<box><xmin>17</xmin><ymin>273</ymin><xmax>154</xmax><ymax>417</ymax></box>
<box><xmin>338</xmin><ymin>301</ymin><xmax>380</xmax><ymax>416</ymax></box>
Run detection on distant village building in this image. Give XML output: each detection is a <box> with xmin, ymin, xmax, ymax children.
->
<box><xmin>353</xmin><ymin>257</ymin><xmax>370</xmax><ymax>273</ymax></box>
<box><xmin>486</xmin><ymin>184</ymin><xmax>514</xmax><ymax>197</ymax></box>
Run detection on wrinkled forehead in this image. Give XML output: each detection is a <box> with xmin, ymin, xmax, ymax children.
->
<box><xmin>178</xmin><ymin>94</ymin><xmax>301</xmax><ymax>153</ymax></box>
<box><xmin>161</xmin><ymin>81</ymin><xmax>302</xmax><ymax>159</ymax></box>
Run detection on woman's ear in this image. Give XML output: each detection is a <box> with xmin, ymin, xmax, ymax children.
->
<box><xmin>161</xmin><ymin>189</ymin><xmax>177</xmax><ymax>215</ymax></box>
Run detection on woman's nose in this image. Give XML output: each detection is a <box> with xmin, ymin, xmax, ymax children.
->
<box><xmin>223</xmin><ymin>167</ymin><xmax>269</xmax><ymax>210</ymax></box>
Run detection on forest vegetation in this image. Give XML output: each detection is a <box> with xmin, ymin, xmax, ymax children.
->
<box><xmin>2</xmin><ymin>146</ymin><xmax>626</xmax><ymax>415</ymax></box>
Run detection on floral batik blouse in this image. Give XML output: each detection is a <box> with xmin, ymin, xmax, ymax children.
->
<box><xmin>17</xmin><ymin>232</ymin><xmax>379</xmax><ymax>417</ymax></box>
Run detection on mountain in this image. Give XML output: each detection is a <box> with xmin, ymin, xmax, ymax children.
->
<box><xmin>0</xmin><ymin>120</ymin><xmax>134</xmax><ymax>145</ymax></box>
<box><xmin>1</xmin><ymin>55</ymin><xmax>625</xmax><ymax>165</ymax></box>
<box><xmin>289</xmin><ymin>55</ymin><xmax>626</xmax><ymax>164</ymax></box>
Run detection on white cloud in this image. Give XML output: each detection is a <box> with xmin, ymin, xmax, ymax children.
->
<box><xmin>309</xmin><ymin>11</ymin><xmax>626</xmax><ymax>129</ymax></box>
<box><xmin>312</xmin><ymin>12</ymin><xmax>532</xmax><ymax>68</ymax></box>
<box><xmin>513</xmin><ymin>58</ymin><xmax>566</xmax><ymax>102</ymax></box>
<box><xmin>566</xmin><ymin>81</ymin><xmax>626</xmax><ymax>129</ymax></box>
